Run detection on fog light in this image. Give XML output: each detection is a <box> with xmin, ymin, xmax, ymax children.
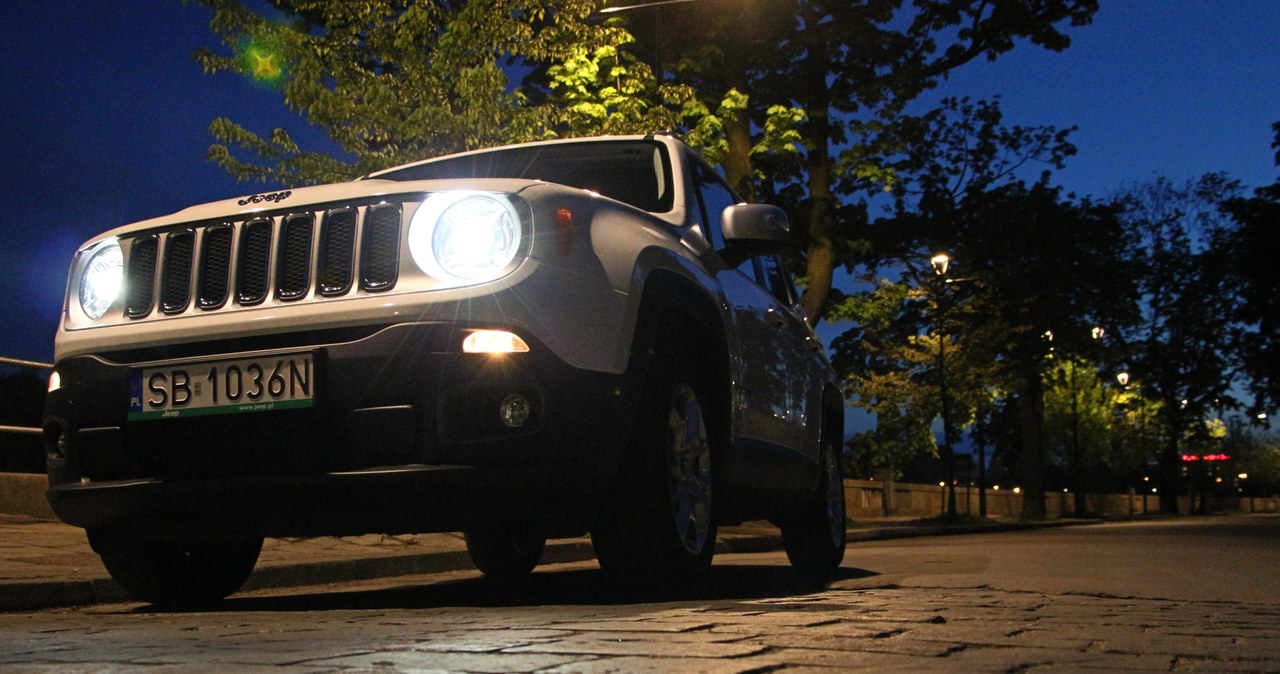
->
<box><xmin>463</xmin><ymin>330</ymin><xmax>530</xmax><ymax>354</ymax></box>
<box><xmin>499</xmin><ymin>394</ymin><xmax>530</xmax><ymax>428</ymax></box>
<box><xmin>46</xmin><ymin>427</ymin><xmax>67</xmax><ymax>462</ymax></box>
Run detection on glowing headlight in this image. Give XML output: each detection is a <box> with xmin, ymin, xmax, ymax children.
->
<box><xmin>78</xmin><ymin>241</ymin><xmax>123</xmax><ymax>320</ymax></box>
<box><xmin>409</xmin><ymin>192</ymin><xmax>522</xmax><ymax>284</ymax></box>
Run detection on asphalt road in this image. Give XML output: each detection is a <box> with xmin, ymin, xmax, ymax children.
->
<box><xmin>842</xmin><ymin>514</ymin><xmax>1280</xmax><ymax>604</ymax></box>
<box><xmin>2</xmin><ymin>515</ymin><xmax>1277</xmax><ymax>672</ymax></box>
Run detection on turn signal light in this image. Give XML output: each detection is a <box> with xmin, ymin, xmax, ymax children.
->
<box><xmin>555</xmin><ymin>207</ymin><xmax>574</xmax><ymax>256</ymax></box>
<box><xmin>462</xmin><ymin>330</ymin><xmax>530</xmax><ymax>354</ymax></box>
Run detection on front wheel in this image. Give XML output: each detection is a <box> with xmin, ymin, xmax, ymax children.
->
<box><xmin>464</xmin><ymin>527</ymin><xmax>546</xmax><ymax>579</ymax></box>
<box><xmin>88</xmin><ymin>532</ymin><xmax>263</xmax><ymax>606</ymax></box>
<box><xmin>781</xmin><ymin>433</ymin><xmax>847</xmax><ymax>577</ymax></box>
<box><xmin>592</xmin><ymin>373</ymin><xmax>717</xmax><ymax>586</ymax></box>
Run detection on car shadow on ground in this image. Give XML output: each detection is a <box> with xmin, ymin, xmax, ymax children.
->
<box><xmin>131</xmin><ymin>564</ymin><xmax>883</xmax><ymax>615</ymax></box>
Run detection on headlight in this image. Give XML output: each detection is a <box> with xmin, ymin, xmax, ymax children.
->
<box><xmin>78</xmin><ymin>241</ymin><xmax>123</xmax><ymax>320</ymax></box>
<box><xmin>408</xmin><ymin>192</ymin><xmax>522</xmax><ymax>285</ymax></box>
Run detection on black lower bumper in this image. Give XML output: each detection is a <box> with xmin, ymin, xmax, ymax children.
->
<box><xmin>43</xmin><ymin>322</ymin><xmax>639</xmax><ymax>538</ymax></box>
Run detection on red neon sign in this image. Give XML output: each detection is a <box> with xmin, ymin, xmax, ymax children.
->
<box><xmin>1181</xmin><ymin>454</ymin><xmax>1230</xmax><ymax>462</ymax></box>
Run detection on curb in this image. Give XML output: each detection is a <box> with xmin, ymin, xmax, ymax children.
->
<box><xmin>0</xmin><ymin>472</ymin><xmax>54</xmax><ymax>519</ymax></box>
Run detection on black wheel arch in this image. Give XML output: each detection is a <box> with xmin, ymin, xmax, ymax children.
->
<box><xmin>626</xmin><ymin>268</ymin><xmax>733</xmax><ymax>464</ymax></box>
<box><xmin>822</xmin><ymin>384</ymin><xmax>846</xmax><ymax>465</ymax></box>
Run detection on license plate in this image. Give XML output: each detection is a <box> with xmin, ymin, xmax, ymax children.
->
<box><xmin>129</xmin><ymin>353</ymin><xmax>315</xmax><ymax>421</ymax></box>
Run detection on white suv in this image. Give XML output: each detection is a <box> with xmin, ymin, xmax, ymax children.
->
<box><xmin>44</xmin><ymin>134</ymin><xmax>845</xmax><ymax>604</ymax></box>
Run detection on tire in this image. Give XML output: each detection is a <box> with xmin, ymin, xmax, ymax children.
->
<box><xmin>592</xmin><ymin>366</ymin><xmax>717</xmax><ymax>586</ymax></box>
<box><xmin>88</xmin><ymin>532</ymin><xmax>263</xmax><ymax>606</ymax></box>
<box><xmin>464</xmin><ymin>527</ymin><xmax>546</xmax><ymax>579</ymax></box>
<box><xmin>781</xmin><ymin>429</ymin><xmax>847</xmax><ymax>577</ymax></box>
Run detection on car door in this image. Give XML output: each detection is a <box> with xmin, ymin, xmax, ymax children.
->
<box><xmin>685</xmin><ymin>159</ymin><xmax>817</xmax><ymax>458</ymax></box>
<box><xmin>752</xmin><ymin>254</ymin><xmax>825</xmax><ymax>460</ymax></box>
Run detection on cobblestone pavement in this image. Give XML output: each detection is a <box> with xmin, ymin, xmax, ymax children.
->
<box><xmin>2</xmin><ymin>517</ymin><xmax>1278</xmax><ymax>673</ymax></box>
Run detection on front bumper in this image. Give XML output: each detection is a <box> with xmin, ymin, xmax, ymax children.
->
<box><xmin>43</xmin><ymin>322</ymin><xmax>638</xmax><ymax>538</ymax></box>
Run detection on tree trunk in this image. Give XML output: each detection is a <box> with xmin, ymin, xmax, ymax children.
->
<box><xmin>1015</xmin><ymin>371</ymin><xmax>1047</xmax><ymax>519</ymax></box>
<box><xmin>800</xmin><ymin>103</ymin><xmax>835</xmax><ymax>327</ymax></box>
<box><xmin>802</xmin><ymin>194</ymin><xmax>836</xmax><ymax>327</ymax></box>
<box><xmin>1159</xmin><ymin>436</ymin><xmax>1181</xmax><ymax>514</ymax></box>
<box><xmin>796</xmin><ymin>18</ymin><xmax>835</xmax><ymax>328</ymax></box>
<box><xmin>722</xmin><ymin>65</ymin><xmax>755</xmax><ymax>203</ymax></box>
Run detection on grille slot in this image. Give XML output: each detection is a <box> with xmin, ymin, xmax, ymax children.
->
<box><xmin>236</xmin><ymin>219</ymin><xmax>273</xmax><ymax>306</ymax></box>
<box><xmin>276</xmin><ymin>213</ymin><xmax>314</xmax><ymax>301</ymax></box>
<box><xmin>160</xmin><ymin>230</ymin><xmax>195</xmax><ymax>314</ymax></box>
<box><xmin>318</xmin><ymin>208</ymin><xmax>356</xmax><ymax>296</ymax></box>
<box><xmin>361</xmin><ymin>204</ymin><xmax>401</xmax><ymax>291</ymax></box>
<box><xmin>125</xmin><ymin>235</ymin><xmax>158</xmax><ymax>319</ymax></box>
<box><xmin>198</xmin><ymin>225</ymin><xmax>233</xmax><ymax>310</ymax></box>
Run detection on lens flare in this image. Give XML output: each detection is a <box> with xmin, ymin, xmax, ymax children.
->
<box><xmin>239</xmin><ymin>39</ymin><xmax>287</xmax><ymax>86</ymax></box>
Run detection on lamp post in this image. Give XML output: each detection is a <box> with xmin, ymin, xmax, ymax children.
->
<box><xmin>1113</xmin><ymin>370</ymin><xmax>1132</xmax><ymax>512</ymax></box>
<box><xmin>931</xmin><ymin>253</ymin><xmax>958</xmax><ymax>519</ymax></box>
<box><xmin>1066</xmin><ymin>327</ymin><xmax>1106</xmax><ymax>518</ymax></box>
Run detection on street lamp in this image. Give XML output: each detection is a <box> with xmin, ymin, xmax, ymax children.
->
<box><xmin>599</xmin><ymin>0</ymin><xmax>697</xmax><ymax>12</ymax></box>
<box><xmin>930</xmin><ymin>252</ymin><xmax>951</xmax><ymax>276</ymax></box>
<box><xmin>1117</xmin><ymin>371</ymin><xmax>1130</xmax><ymax>387</ymax></box>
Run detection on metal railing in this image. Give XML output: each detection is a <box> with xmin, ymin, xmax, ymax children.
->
<box><xmin>0</xmin><ymin>355</ymin><xmax>51</xmax><ymax>437</ymax></box>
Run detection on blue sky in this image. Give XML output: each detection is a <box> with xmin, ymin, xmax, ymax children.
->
<box><xmin>2</xmin><ymin>1</ymin><xmax>1279</xmax><ymax>364</ymax></box>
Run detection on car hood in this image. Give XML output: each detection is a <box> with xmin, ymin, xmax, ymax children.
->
<box><xmin>84</xmin><ymin>177</ymin><xmax>544</xmax><ymax>244</ymax></box>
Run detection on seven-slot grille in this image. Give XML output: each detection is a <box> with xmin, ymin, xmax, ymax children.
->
<box><xmin>124</xmin><ymin>203</ymin><xmax>403</xmax><ymax>319</ymax></box>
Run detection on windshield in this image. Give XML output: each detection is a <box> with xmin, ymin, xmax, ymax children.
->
<box><xmin>372</xmin><ymin>140</ymin><xmax>674</xmax><ymax>213</ymax></box>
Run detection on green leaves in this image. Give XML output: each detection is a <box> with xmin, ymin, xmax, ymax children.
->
<box><xmin>193</xmin><ymin>0</ymin><xmax>632</xmax><ymax>186</ymax></box>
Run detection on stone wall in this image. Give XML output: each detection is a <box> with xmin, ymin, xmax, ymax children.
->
<box><xmin>3</xmin><ymin>472</ymin><xmax>1278</xmax><ymax>521</ymax></box>
<box><xmin>844</xmin><ymin>479</ymin><xmax>1280</xmax><ymax>519</ymax></box>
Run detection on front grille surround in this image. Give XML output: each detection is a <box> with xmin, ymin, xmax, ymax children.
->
<box><xmin>119</xmin><ymin>200</ymin><xmax>412</xmax><ymax>322</ymax></box>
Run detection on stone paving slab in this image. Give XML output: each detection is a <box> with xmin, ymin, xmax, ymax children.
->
<box><xmin>0</xmin><ymin>511</ymin><xmax>1087</xmax><ymax>612</ymax></box>
<box><xmin>1</xmin><ymin>514</ymin><xmax>784</xmax><ymax>611</ymax></box>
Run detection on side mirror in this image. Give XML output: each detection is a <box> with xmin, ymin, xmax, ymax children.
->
<box><xmin>720</xmin><ymin>204</ymin><xmax>790</xmax><ymax>267</ymax></box>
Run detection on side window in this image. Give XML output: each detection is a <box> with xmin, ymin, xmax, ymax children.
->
<box><xmin>689</xmin><ymin>157</ymin><xmax>740</xmax><ymax>250</ymax></box>
<box><xmin>756</xmin><ymin>255</ymin><xmax>798</xmax><ymax>307</ymax></box>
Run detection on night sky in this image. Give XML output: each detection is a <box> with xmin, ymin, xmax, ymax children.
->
<box><xmin>3</xmin><ymin>1</ymin><xmax>1279</xmax><ymax>364</ymax></box>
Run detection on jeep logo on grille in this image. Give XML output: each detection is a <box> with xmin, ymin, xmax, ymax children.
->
<box><xmin>238</xmin><ymin>190</ymin><xmax>293</xmax><ymax>206</ymax></box>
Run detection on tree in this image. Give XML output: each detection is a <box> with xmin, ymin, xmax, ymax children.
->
<box><xmin>831</xmin><ymin>260</ymin><xmax>1002</xmax><ymax>518</ymax></box>
<box><xmin>832</xmin><ymin>277</ymin><xmax>976</xmax><ymax>479</ymax></box>
<box><xmin>1224</xmin><ymin>420</ymin><xmax>1280</xmax><ymax>497</ymax></box>
<box><xmin>1117</xmin><ymin>174</ymin><xmax>1245</xmax><ymax>514</ymax></box>
<box><xmin>194</xmin><ymin>0</ymin><xmax>628</xmax><ymax>184</ymax></box>
<box><xmin>1043</xmin><ymin>355</ymin><xmax>1139</xmax><ymax>512</ymax></box>
<box><xmin>1221</xmin><ymin>122</ymin><xmax>1280</xmax><ymax>418</ymax></box>
<box><xmin>945</xmin><ymin>185</ymin><xmax>1138</xmax><ymax>518</ymax></box>
<box><xmin>735</xmin><ymin>0</ymin><xmax>1101</xmax><ymax>326</ymax></box>
<box><xmin>836</xmin><ymin>95</ymin><xmax>1135</xmax><ymax>519</ymax></box>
